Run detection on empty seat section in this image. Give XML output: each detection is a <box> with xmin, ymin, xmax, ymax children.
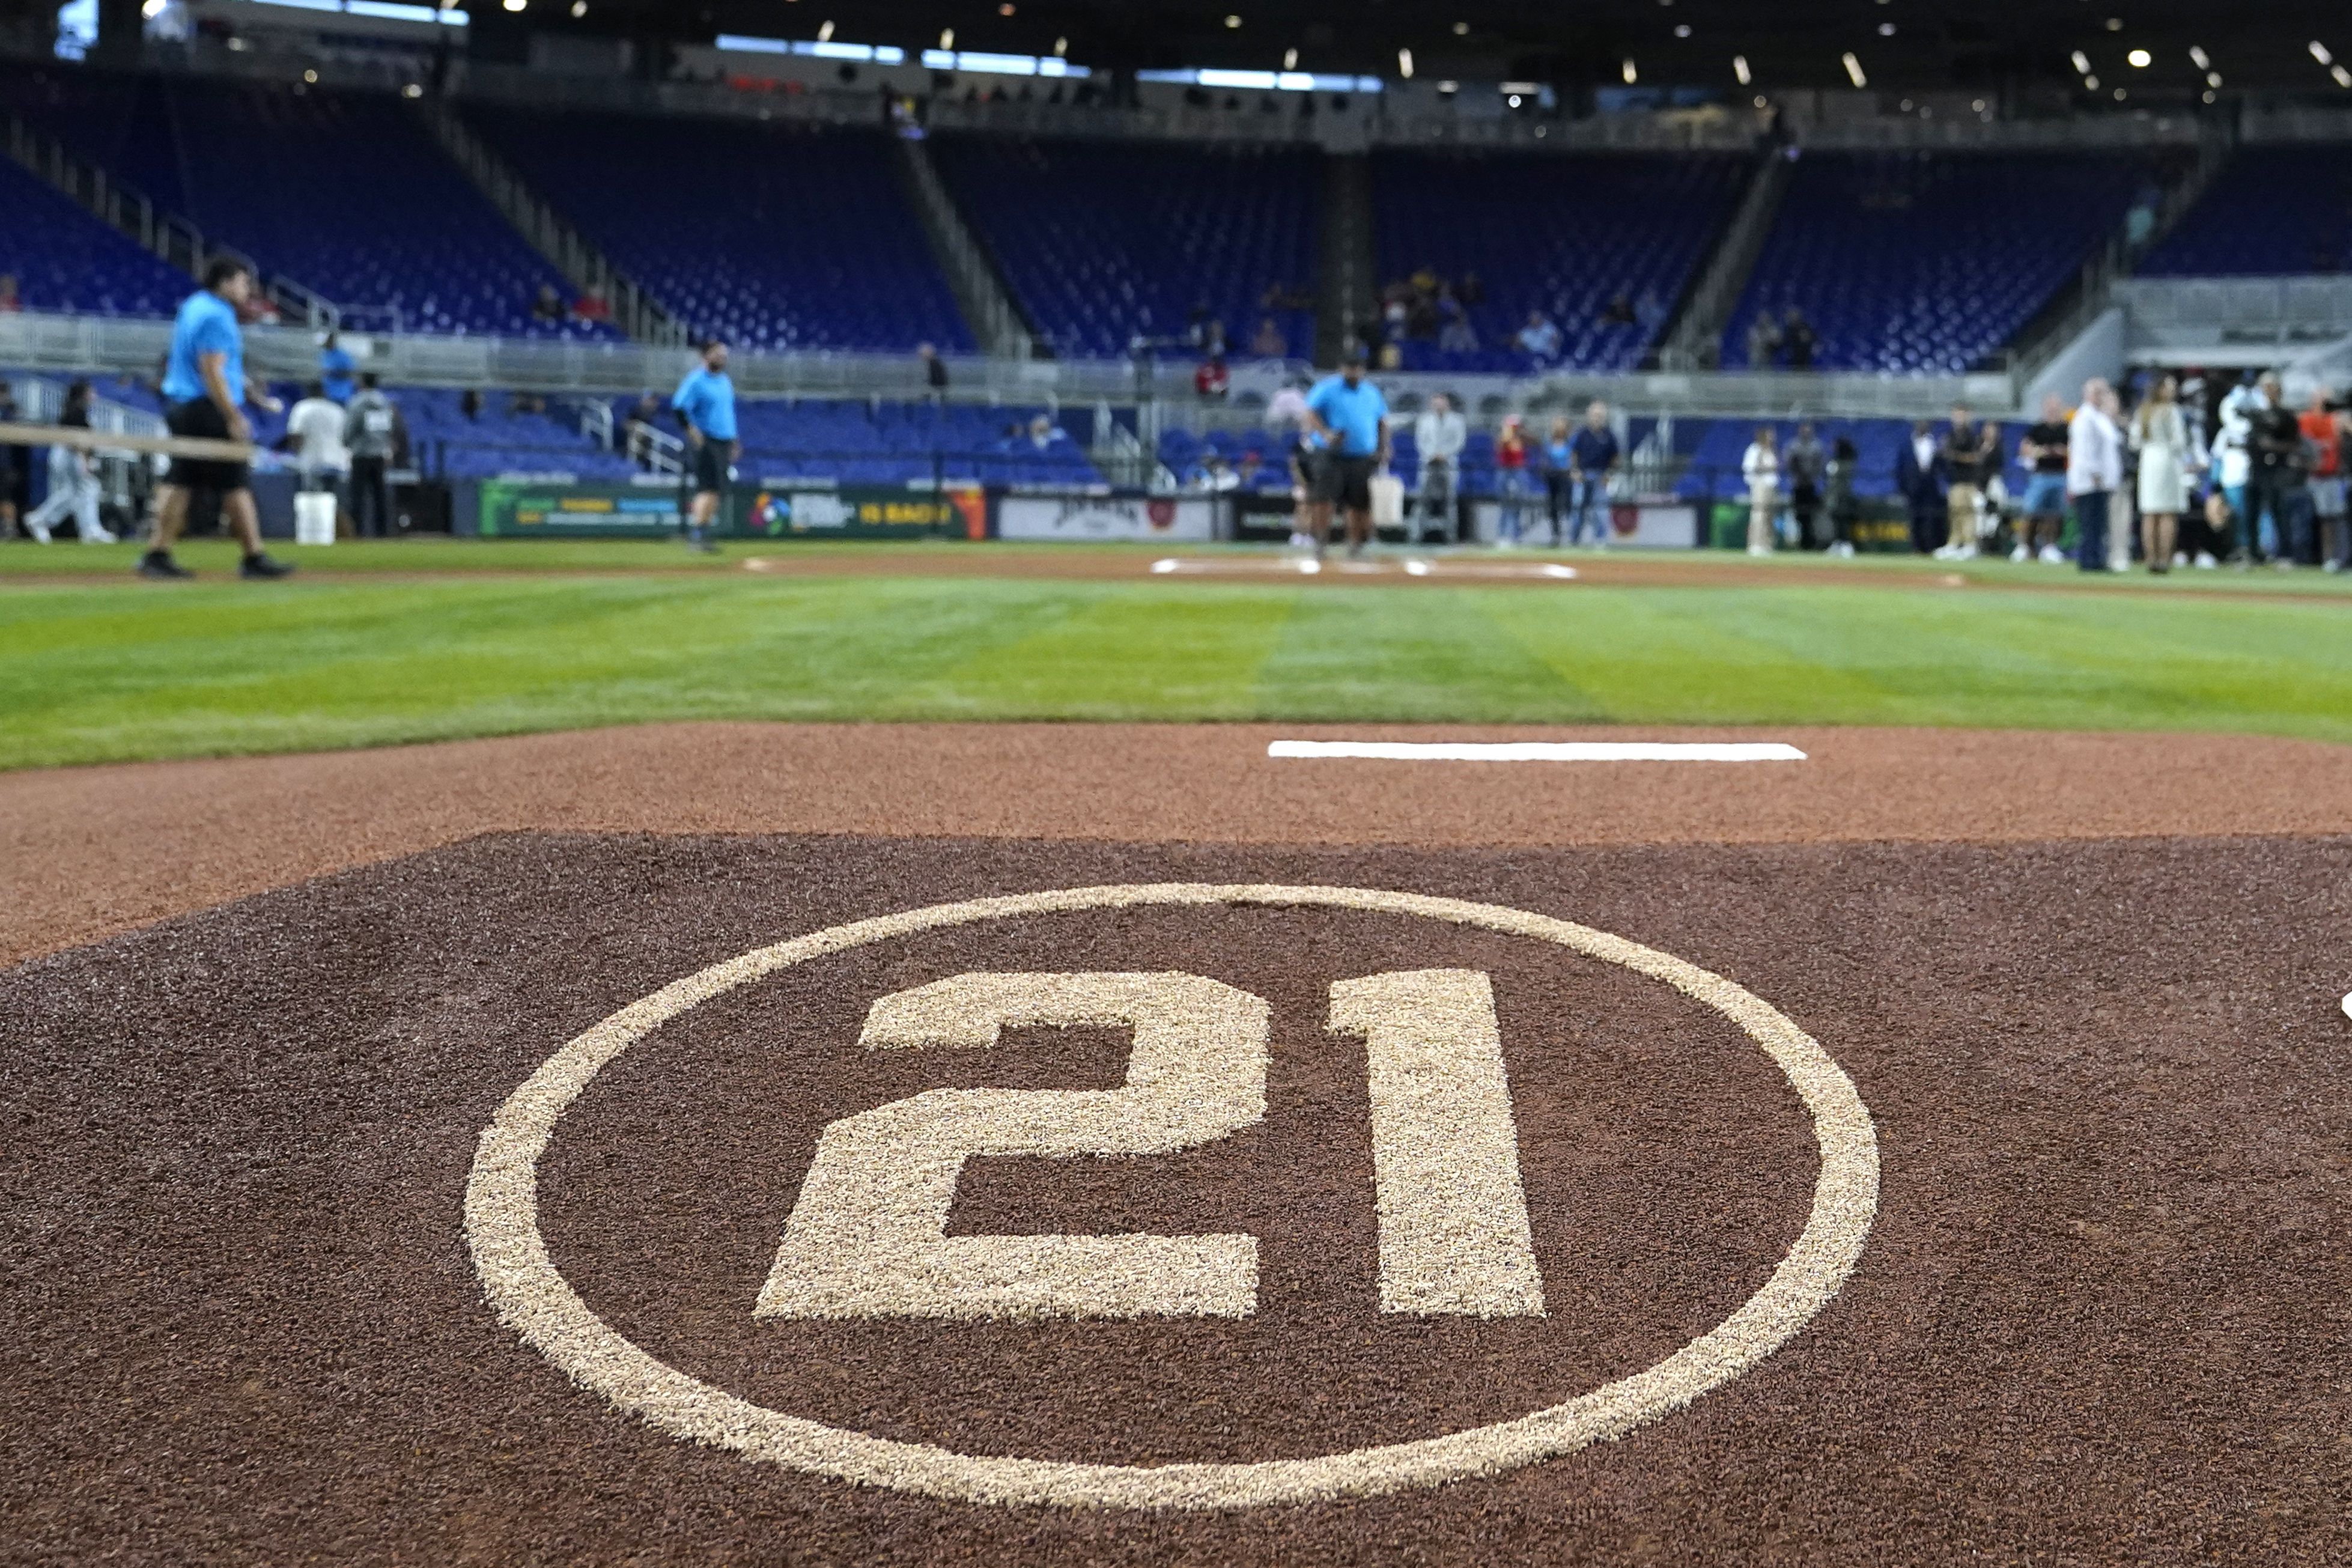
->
<box><xmin>1723</xmin><ymin>151</ymin><xmax>2147</xmax><ymax>373</ymax></box>
<box><xmin>2140</xmin><ymin>146</ymin><xmax>2352</xmax><ymax>275</ymax></box>
<box><xmin>1370</xmin><ymin>149</ymin><xmax>1745</xmax><ymax>372</ymax></box>
<box><xmin>716</xmin><ymin>398</ymin><xmax>1102</xmax><ymax>487</ymax></box>
<box><xmin>0</xmin><ymin>157</ymin><xmax>192</xmax><ymax>317</ymax></box>
<box><xmin>466</xmin><ymin>106</ymin><xmax>973</xmax><ymax>354</ymax></box>
<box><xmin>929</xmin><ymin>136</ymin><xmax>1319</xmax><ymax>359</ymax></box>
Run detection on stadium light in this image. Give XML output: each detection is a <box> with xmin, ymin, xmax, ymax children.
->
<box><xmin>2084</xmin><ymin>73</ymin><xmax>2099</xmax><ymax>90</ymax></box>
<box><xmin>2127</xmin><ymin>48</ymin><xmax>2151</xmax><ymax>68</ymax></box>
<box><xmin>1283</xmin><ymin>47</ymin><xmax>1297</xmax><ymax>70</ymax></box>
<box><xmin>2311</xmin><ymin>41</ymin><xmax>2333</xmax><ymax>65</ymax></box>
<box><xmin>2188</xmin><ymin>45</ymin><xmax>2210</xmax><ymax>70</ymax></box>
<box><xmin>1622</xmin><ymin>58</ymin><xmax>1636</xmax><ymax>84</ymax></box>
<box><xmin>1878</xmin><ymin>22</ymin><xmax>1894</xmax><ymax>35</ymax></box>
<box><xmin>500</xmin><ymin>0</ymin><xmax>521</xmax><ymax>11</ymax></box>
<box><xmin>1674</xmin><ymin>24</ymin><xmax>1690</xmax><ymax>38</ymax></box>
<box><xmin>1397</xmin><ymin>47</ymin><xmax>1413</xmax><ymax>79</ymax></box>
<box><xmin>2070</xmin><ymin>50</ymin><xmax>2091</xmax><ymax>74</ymax></box>
<box><xmin>816</xmin><ymin>20</ymin><xmax>832</xmax><ymax>41</ymax></box>
<box><xmin>2336</xmin><ymin>64</ymin><xmax>2352</xmax><ymax>88</ymax></box>
<box><xmin>1451</xmin><ymin>20</ymin><xmax>1467</xmax><ymax>35</ymax></box>
<box><xmin>1053</xmin><ymin>35</ymin><xmax>1066</xmax><ymax>55</ymax></box>
<box><xmin>1224</xmin><ymin>13</ymin><xmax>1241</xmax><ymax>28</ymax></box>
<box><xmin>569</xmin><ymin>0</ymin><xmax>582</xmax><ymax>13</ymax></box>
<box><xmin>1733</xmin><ymin>54</ymin><xmax>1749</xmax><ymax>85</ymax></box>
<box><xmin>938</xmin><ymin>27</ymin><xmax>952</xmax><ymax>49</ymax></box>
<box><xmin>2207</xmin><ymin>70</ymin><xmax>2222</xmax><ymax>87</ymax></box>
<box><xmin>1841</xmin><ymin>52</ymin><xmax>1866</xmax><ymax>88</ymax></box>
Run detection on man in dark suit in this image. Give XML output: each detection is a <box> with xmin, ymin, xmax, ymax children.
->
<box><xmin>1895</xmin><ymin>418</ymin><xmax>1946</xmax><ymax>554</ymax></box>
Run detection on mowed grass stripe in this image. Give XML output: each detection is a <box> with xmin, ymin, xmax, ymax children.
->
<box><xmin>4</xmin><ymin>574</ymin><xmax>2352</xmax><ymax>768</ymax></box>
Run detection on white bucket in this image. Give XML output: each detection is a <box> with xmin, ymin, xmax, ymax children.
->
<box><xmin>294</xmin><ymin>490</ymin><xmax>338</xmax><ymax>546</ymax></box>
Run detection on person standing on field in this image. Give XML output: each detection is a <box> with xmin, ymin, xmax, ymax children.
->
<box><xmin>1741</xmin><ymin>425</ymin><xmax>1779</xmax><ymax>556</ymax></box>
<box><xmin>1567</xmin><ymin>399</ymin><xmax>1621</xmax><ymax>548</ymax></box>
<box><xmin>672</xmin><ymin>337</ymin><xmax>738</xmax><ymax>555</ymax></box>
<box><xmin>20</xmin><ymin>380</ymin><xmax>115</xmax><ymax>544</ymax></box>
<box><xmin>344</xmin><ymin>373</ymin><xmax>401</xmax><ymax>539</ymax></box>
<box><xmin>144</xmin><ymin>257</ymin><xmax>291</xmax><ymax>580</ymax></box>
<box><xmin>1934</xmin><ymin>405</ymin><xmax>1996</xmax><ymax>561</ymax></box>
<box><xmin>2130</xmin><ymin>373</ymin><xmax>2189</xmax><ymax>574</ymax></box>
<box><xmin>2014</xmin><ymin>395</ymin><xmax>2071</xmax><ymax>563</ymax></box>
<box><xmin>2068</xmin><ymin>378</ymin><xmax>2123</xmax><ymax>573</ymax></box>
<box><xmin>1411</xmin><ymin>392</ymin><xmax>1465</xmax><ymax>544</ymax></box>
<box><xmin>1301</xmin><ymin>347</ymin><xmax>1390</xmax><ymax>560</ymax></box>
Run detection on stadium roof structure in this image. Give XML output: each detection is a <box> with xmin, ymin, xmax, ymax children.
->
<box><xmin>538</xmin><ymin>1</ymin><xmax>2352</xmax><ymax>99</ymax></box>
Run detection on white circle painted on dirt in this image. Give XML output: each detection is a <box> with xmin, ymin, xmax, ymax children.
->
<box><xmin>464</xmin><ymin>884</ymin><xmax>1880</xmax><ymax>1510</ymax></box>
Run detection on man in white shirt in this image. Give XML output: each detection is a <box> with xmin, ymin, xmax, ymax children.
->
<box><xmin>2067</xmin><ymin>378</ymin><xmax>2124</xmax><ymax>573</ymax></box>
<box><xmin>285</xmin><ymin>381</ymin><xmax>351</xmax><ymax>503</ymax></box>
<box><xmin>1516</xmin><ymin>311</ymin><xmax>1561</xmax><ymax>362</ymax></box>
<box><xmin>1412</xmin><ymin>392</ymin><xmax>1466</xmax><ymax>542</ymax></box>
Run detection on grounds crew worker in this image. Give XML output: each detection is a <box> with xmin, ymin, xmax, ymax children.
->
<box><xmin>672</xmin><ymin>338</ymin><xmax>738</xmax><ymax>555</ymax></box>
<box><xmin>142</xmin><ymin>257</ymin><xmax>293</xmax><ymax>580</ymax></box>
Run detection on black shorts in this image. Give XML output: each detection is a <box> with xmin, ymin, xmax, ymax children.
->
<box><xmin>164</xmin><ymin>400</ymin><xmax>250</xmax><ymax>493</ymax></box>
<box><xmin>1313</xmin><ymin>452</ymin><xmax>1378</xmax><ymax>511</ymax></box>
<box><xmin>690</xmin><ymin>438</ymin><xmax>733</xmax><ymax>495</ymax></box>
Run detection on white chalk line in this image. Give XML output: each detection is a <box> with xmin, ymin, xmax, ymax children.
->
<box><xmin>1267</xmin><ymin>740</ymin><xmax>1808</xmax><ymax>763</ymax></box>
<box><xmin>1149</xmin><ymin>557</ymin><xmax>1577</xmax><ymax>581</ymax></box>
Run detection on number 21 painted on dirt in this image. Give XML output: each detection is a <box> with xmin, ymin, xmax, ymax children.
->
<box><xmin>756</xmin><ymin>970</ymin><xmax>1545</xmax><ymax>1322</ymax></box>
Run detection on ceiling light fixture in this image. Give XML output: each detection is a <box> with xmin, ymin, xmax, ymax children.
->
<box><xmin>1842</xmin><ymin>51</ymin><xmax>1866</xmax><ymax>88</ymax></box>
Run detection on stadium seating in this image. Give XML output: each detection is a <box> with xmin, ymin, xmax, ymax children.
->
<box><xmin>0</xmin><ymin>157</ymin><xmax>192</xmax><ymax>318</ymax></box>
<box><xmin>2139</xmin><ymin>146</ymin><xmax>2352</xmax><ymax>275</ymax></box>
<box><xmin>466</xmin><ymin>106</ymin><xmax>974</xmax><ymax>355</ymax></box>
<box><xmin>1723</xmin><ymin>151</ymin><xmax>2148</xmax><ymax>373</ymax></box>
<box><xmin>719</xmin><ymin>398</ymin><xmax>1103</xmax><ymax>488</ymax></box>
<box><xmin>0</xmin><ymin>62</ymin><xmax>606</xmax><ymax>337</ymax></box>
<box><xmin>1369</xmin><ymin>150</ymin><xmax>1746</xmax><ymax>372</ymax></box>
<box><xmin>929</xmin><ymin>135</ymin><xmax>1319</xmax><ymax>360</ymax></box>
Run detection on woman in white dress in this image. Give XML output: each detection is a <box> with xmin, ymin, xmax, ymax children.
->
<box><xmin>2132</xmin><ymin>374</ymin><xmax>2189</xmax><ymax>574</ymax></box>
<box><xmin>1741</xmin><ymin>425</ymin><xmax>1780</xmax><ymax>556</ymax></box>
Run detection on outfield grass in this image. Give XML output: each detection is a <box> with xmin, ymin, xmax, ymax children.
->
<box><xmin>2</xmin><ymin>539</ymin><xmax>2349</xmax><ymax>769</ymax></box>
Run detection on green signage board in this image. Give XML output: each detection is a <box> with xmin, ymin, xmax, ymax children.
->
<box><xmin>478</xmin><ymin>482</ymin><xmax>685</xmax><ymax>538</ymax></box>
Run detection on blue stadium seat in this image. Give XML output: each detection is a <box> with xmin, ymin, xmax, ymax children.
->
<box><xmin>1723</xmin><ymin>151</ymin><xmax>2148</xmax><ymax>373</ymax></box>
<box><xmin>0</xmin><ymin>157</ymin><xmax>192</xmax><ymax>317</ymax></box>
<box><xmin>466</xmin><ymin>106</ymin><xmax>974</xmax><ymax>355</ymax></box>
<box><xmin>930</xmin><ymin>136</ymin><xmax>1319</xmax><ymax>360</ymax></box>
<box><xmin>2140</xmin><ymin>147</ymin><xmax>2352</xmax><ymax>275</ymax></box>
<box><xmin>1370</xmin><ymin>150</ymin><xmax>1746</xmax><ymax>373</ymax></box>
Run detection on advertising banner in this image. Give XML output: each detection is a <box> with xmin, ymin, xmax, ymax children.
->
<box><xmin>737</xmin><ymin>485</ymin><xmax>988</xmax><ymax>540</ymax></box>
<box><xmin>478</xmin><ymin>482</ymin><xmax>684</xmax><ymax>538</ymax></box>
<box><xmin>996</xmin><ymin>494</ymin><xmax>1216</xmax><ymax>542</ymax></box>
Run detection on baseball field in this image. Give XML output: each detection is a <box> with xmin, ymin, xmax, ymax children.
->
<box><xmin>4</xmin><ymin>539</ymin><xmax>2348</xmax><ymax>1564</ymax></box>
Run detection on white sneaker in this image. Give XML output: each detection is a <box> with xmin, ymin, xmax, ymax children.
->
<box><xmin>2038</xmin><ymin>545</ymin><xmax>2066</xmax><ymax>565</ymax></box>
<box><xmin>2009</xmin><ymin>544</ymin><xmax>2029</xmax><ymax>563</ymax></box>
<box><xmin>1747</xmin><ymin>544</ymin><xmax>1772</xmax><ymax>557</ymax></box>
<box><xmin>2193</xmin><ymin>552</ymin><xmax>2218</xmax><ymax>570</ymax></box>
<box><xmin>82</xmin><ymin>526</ymin><xmax>118</xmax><ymax>544</ymax></box>
<box><xmin>27</xmin><ymin>526</ymin><xmax>51</xmax><ymax>544</ymax></box>
<box><xmin>1950</xmin><ymin>544</ymin><xmax>1978</xmax><ymax>562</ymax></box>
<box><xmin>1834</xmin><ymin>541</ymin><xmax>1856</xmax><ymax>558</ymax></box>
<box><xmin>2325</xmin><ymin>559</ymin><xmax>2344</xmax><ymax>574</ymax></box>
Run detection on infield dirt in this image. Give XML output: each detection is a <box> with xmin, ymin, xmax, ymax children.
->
<box><xmin>5</xmin><ymin>828</ymin><xmax>2348</xmax><ymax>1565</ymax></box>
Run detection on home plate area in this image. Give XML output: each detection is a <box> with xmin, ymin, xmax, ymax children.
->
<box><xmin>6</xmin><ymin>832</ymin><xmax>2347</xmax><ymax>1564</ymax></box>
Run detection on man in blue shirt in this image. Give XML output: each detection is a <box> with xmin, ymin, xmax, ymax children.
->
<box><xmin>671</xmin><ymin>338</ymin><xmax>737</xmax><ymax>554</ymax></box>
<box><xmin>1566</xmin><ymin>399</ymin><xmax>1621</xmax><ymax>548</ymax></box>
<box><xmin>144</xmin><ymin>257</ymin><xmax>291</xmax><ymax>580</ymax></box>
<box><xmin>319</xmin><ymin>332</ymin><xmax>356</xmax><ymax>404</ymax></box>
<box><xmin>1303</xmin><ymin>348</ymin><xmax>1390</xmax><ymax>559</ymax></box>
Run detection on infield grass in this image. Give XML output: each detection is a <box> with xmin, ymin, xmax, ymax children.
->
<box><xmin>3</xmin><ymin>538</ymin><xmax>2349</xmax><ymax>769</ymax></box>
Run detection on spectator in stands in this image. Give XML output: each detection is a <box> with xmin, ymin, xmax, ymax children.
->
<box><xmin>2068</xmin><ymin>378</ymin><xmax>2124</xmax><ymax>573</ymax></box>
<box><xmin>1896</xmin><ymin>419</ymin><xmax>1943</xmax><ymax>554</ymax></box>
<box><xmin>1741</xmin><ymin>425</ymin><xmax>1780</xmax><ymax>556</ymax></box>
<box><xmin>1193</xmin><ymin>356</ymin><xmax>1230</xmax><ymax>400</ymax></box>
<box><xmin>1191</xmin><ymin>454</ymin><xmax>1240</xmax><ymax>493</ymax></box>
<box><xmin>532</xmin><ymin>284</ymin><xmax>565</xmax><ymax>325</ymax></box>
<box><xmin>1251</xmin><ymin>317</ymin><xmax>1288</xmax><ymax>358</ymax></box>
<box><xmin>510</xmin><ymin>391</ymin><xmax>548</xmax><ymax>417</ymax></box>
<box><xmin>1459</xmin><ymin>272</ymin><xmax>1485</xmax><ymax>306</ymax></box>
<box><xmin>1027</xmin><ymin>414</ymin><xmax>1068</xmax><ymax>451</ymax></box>
<box><xmin>1266</xmin><ymin>375</ymin><xmax>1310</xmax><ymax>433</ymax></box>
<box><xmin>460</xmin><ymin>389</ymin><xmax>483</xmax><ymax>422</ymax></box>
<box><xmin>1826</xmin><ymin>434</ymin><xmax>1861</xmax><ymax>558</ymax></box>
<box><xmin>1492</xmin><ymin>416</ymin><xmax>1531</xmax><ymax>548</ymax></box>
<box><xmin>1935</xmin><ymin>406</ymin><xmax>1997</xmax><ymax>561</ymax></box>
<box><xmin>0</xmin><ymin>273</ymin><xmax>18</xmax><ymax>314</ymax></box>
<box><xmin>1600</xmin><ymin>293</ymin><xmax>1636</xmax><ymax>329</ymax></box>
<box><xmin>319</xmin><ymin>332</ymin><xmax>355</xmax><ymax>404</ymax></box>
<box><xmin>1516</xmin><ymin>311</ymin><xmax>1561</xmax><ymax>363</ymax></box>
<box><xmin>918</xmin><ymin>342</ymin><xmax>949</xmax><ymax>402</ymax></box>
<box><xmin>2244</xmin><ymin>372</ymin><xmax>2312</xmax><ymax>567</ymax></box>
<box><xmin>2015</xmin><ymin>395</ymin><xmax>2072</xmax><ymax>564</ymax></box>
<box><xmin>2299</xmin><ymin>390</ymin><xmax>2345</xmax><ymax>572</ymax></box>
<box><xmin>1782</xmin><ymin>309</ymin><xmax>1818</xmax><ymax>371</ymax></box>
<box><xmin>2130</xmin><ymin>374</ymin><xmax>2189</xmax><ymax>574</ymax></box>
<box><xmin>1784</xmin><ymin>422</ymin><xmax>1826</xmax><ymax>549</ymax></box>
<box><xmin>285</xmin><ymin>381</ymin><xmax>351</xmax><ymax>515</ymax></box>
<box><xmin>1413</xmin><ymin>392</ymin><xmax>1465</xmax><ymax>544</ymax></box>
<box><xmin>22</xmin><ymin>380</ymin><xmax>114</xmax><ymax>545</ymax></box>
<box><xmin>1437</xmin><ymin>296</ymin><xmax>1478</xmax><ymax>354</ymax></box>
<box><xmin>1745</xmin><ymin>312</ymin><xmax>1782</xmax><ymax>370</ymax></box>
<box><xmin>1236</xmin><ymin>451</ymin><xmax>1268</xmax><ymax>491</ymax></box>
<box><xmin>573</xmin><ymin>288</ymin><xmax>612</xmax><ymax>325</ymax></box>
<box><xmin>344</xmin><ymin>373</ymin><xmax>401</xmax><ymax>539</ymax></box>
<box><xmin>1635</xmin><ymin>287</ymin><xmax>1667</xmax><ymax>336</ymax></box>
<box><xmin>1568</xmin><ymin>400</ymin><xmax>1620</xmax><ymax>548</ymax></box>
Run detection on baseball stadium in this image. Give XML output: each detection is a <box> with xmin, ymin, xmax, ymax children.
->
<box><xmin>4</xmin><ymin>1</ymin><xmax>2351</xmax><ymax>1563</ymax></box>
